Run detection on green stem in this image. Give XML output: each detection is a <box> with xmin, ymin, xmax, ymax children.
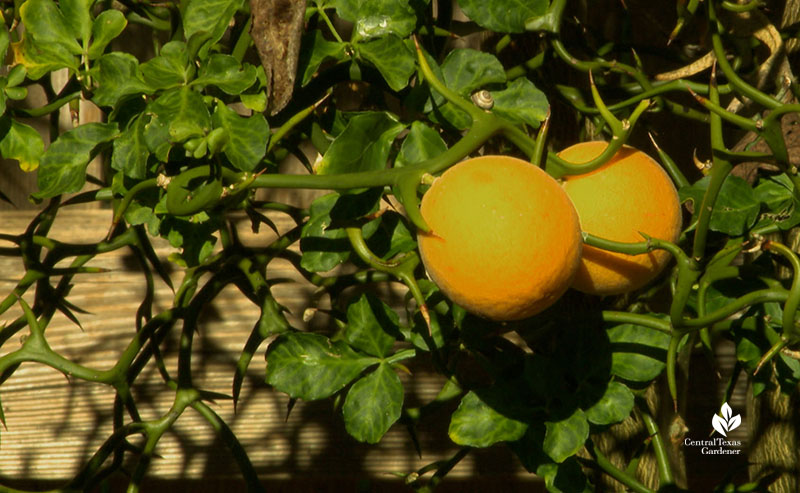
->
<box><xmin>680</xmin><ymin>288</ymin><xmax>789</xmax><ymax>329</ymax></box>
<box><xmin>707</xmin><ymin>0</ymin><xmax>781</xmax><ymax>109</ymax></box>
<box><xmin>586</xmin><ymin>439</ymin><xmax>655</xmax><ymax>493</ymax></box>
<box><xmin>317</xmin><ymin>6</ymin><xmax>345</xmax><ymax>44</ymax></box>
<box><xmin>637</xmin><ymin>398</ymin><xmax>675</xmax><ymax>486</ymax></box>
<box><xmin>14</xmin><ymin>91</ymin><xmax>81</xmax><ymax>118</ymax></box>
<box><xmin>345</xmin><ymin>226</ymin><xmax>429</xmax><ymax>326</ymax></box>
<box><xmin>231</xmin><ymin>15</ymin><xmax>252</xmax><ymax>63</ymax></box>
<box><xmin>531</xmin><ymin>110</ymin><xmax>550</xmax><ymax>167</ymax></box>
<box><xmin>546</xmin><ymin>99</ymin><xmax>650</xmax><ymax>178</ymax></box>
<box><xmin>648</xmin><ymin>132</ymin><xmax>690</xmax><ymax>189</ymax></box>
<box><xmin>666</xmin><ymin>333</ymin><xmax>684</xmax><ymax>409</ymax></box>
<box><xmin>413</xmin><ymin>36</ymin><xmax>484</xmax><ymax>122</ymax></box>
<box><xmin>691</xmin><ymin>69</ymin><xmax>732</xmax><ymax>261</ymax></box>
<box><xmin>601</xmin><ymin>311</ymin><xmax>672</xmax><ymax>334</ymax></box>
<box><xmin>267</xmin><ymin>89</ymin><xmax>331</xmax><ymax>155</ymax></box>
<box><xmin>764</xmin><ymin>241</ymin><xmax>800</xmax><ymax>340</ymax></box>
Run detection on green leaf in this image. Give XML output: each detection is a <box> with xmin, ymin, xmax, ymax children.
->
<box><xmin>111</xmin><ymin>115</ymin><xmax>150</xmax><ymax>179</ymax></box>
<box><xmin>300</xmin><ymin>193</ymin><xmax>352</xmax><ymax>272</ymax></box>
<box><xmin>678</xmin><ymin>174</ymin><xmax>759</xmax><ymax>236</ymax></box>
<box><xmin>315</xmin><ymin>112</ymin><xmax>405</xmax><ymax>174</ymax></box>
<box><xmin>458</xmin><ymin>0</ymin><xmax>548</xmax><ymax>33</ymax></box>
<box><xmin>160</xmin><ymin>215</ymin><xmax>219</xmax><ymax>267</ymax></box>
<box><xmin>342</xmin><ymin>363</ymin><xmax>403</xmax><ymax>443</ymax></box>
<box><xmin>192</xmin><ymin>55</ymin><xmax>258</xmax><ymax>95</ymax></box>
<box><xmin>583</xmin><ymin>381</ymin><xmax>635</xmax><ymax>426</ymax></box>
<box><xmin>298</xmin><ymin>30</ymin><xmax>348</xmax><ymax>86</ymax></box>
<box><xmin>88</xmin><ymin>10</ymin><xmax>127</xmax><ymax>60</ymax></box>
<box><xmin>299</xmin><ymin>190</ymin><xmax>382</xmax><ymax>272</ymax></box>
<box><xmin>448</xmin><ymin>389</ymin><xmax>529</xmax><ymax>448</ymax></box>
<box><xmin>395</xmin><ymin>121</ymin><xmax>447</xmax><ymax>167</ymax></box>
<box><xmin>91</xmin><ymin>53</ymin><xmax>154</xmax><ymax>107</ymax></box>
<box><xmin>183</xmin><ymin>0</ymin><xmax>244</xmax><ymax>56</ymax></box>
<box><xmin>357</xmin><ymin>35</ymin><xmax>415</xmax><ymax>91</ymax></box>
<box><xmin>143</xmin><ymin>113</ymin><xmax>172</xmax><ymax>161</ymax></box>
<box><xmin>265</xmin><ymin>332</ymin><xmax>379</xmax><ymax>400</ymax></box>
<box><xmin>0</xmin><ymin>13</ymin><xmax>9</xmax><ymax>62</ymax></box>
<box><xmin>344</xmin><ymin>294</ymin><xmax>400</xmax><ymax>358</ymax></box>
<box><xmin>148</xmin><ymin>87</ymin><xmax>212</xmax><ymax>143</ymax></box>
<box><xmin>607</xmin><ymin>322</ymin><xmax>671</xmax><ymax>383</ymax></box>
<box><xmin>491</xmin><ymin>78</ymin><xmax>549</xmax><ymax>128</ymax></box>
<box><xmin>543</xmin><ymin>409</ymin><xmax>589</xmax><ymax>463</ymax></box>
<box><xmin>511</xmin><ymin>426</ymin><xmax>589</xmax><ymax>492</ymax></box>
<box><xmin>33</xmin><ymin>123</ymin><xmax>119</xmax><ymax>199</ymax></box>
<box><xmin>18</xmin><ymin>0</ymin><xmax>82</xmax><ymax>55</ymax></box>
<box><xmin>11</xmin><ymin>36</ymin><xmax>77</xmax><ymax>80</ymax></box>
<box><xmin>211</xmin><ymin>103</ymin><xmax>268</xmax><ymax>171</ymax></box>
<box><xmin>753</xmin><ymin>174</ymin><xmax>800</xmax><ymax>230</ymax></box>
<box><xmin>332</xmin><ymin>0</ymin><xmax>417</xmax><ymax>39</ymax></box>
<box><xmin>60</xmin><ymin>0</ymin><xmax>92</xmax><ymax>44</ymax></box>
<box><xmin>441</xmin><ymin>49</ymin><xmax>506</xmax><ymax>97</ymax></box>
<box><xmin>537</xmin><ymin>458</ymin><xmax>590</xmax><ymax>493</ymax></box>
<box><xmin>0</xmin><ymin>116</ymin><xmax>45</xmax><ymax>172</ymax></box>
<box><xmin>368</xmin><ymin>211</ymin><xmax>417</xmax><ymax>259</ymax></box>
<box><xmin>240</xmin><ymin>92</ymin><xmax>267</xmax><ymax>112</ymax></box>
<box><xmin>12</xmin><ymin>0</ymin><xmax>83</xmax><ymax>79</ymax></box>
<box><xmin>141</xmin><ymin>41</ymin><xmax>194</xmax><ymax>90</ymax></box>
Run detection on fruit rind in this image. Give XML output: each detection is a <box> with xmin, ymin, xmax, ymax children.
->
<box><xmin>418</xmin><ymin>155</ymin><xmax>582</xmax><ymax>321</ymax></box>
<box><xmin>559</xmin><ymin>141</ymin><xmax>682</xmax><ymax>296</ymax></box>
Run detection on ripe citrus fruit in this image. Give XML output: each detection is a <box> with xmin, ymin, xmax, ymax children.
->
<box><xmin>417</xmin><ymin>155</ymin><xmax>582</xmax><ymax>321</ymax></box>
<box><xmin>558</xmin><ymin>141</ymin><xmax>682</xmax><ymax>296</ymax></box>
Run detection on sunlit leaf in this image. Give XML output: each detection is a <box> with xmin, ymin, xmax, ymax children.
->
<box><xmin>147</xmin><ymin>87</ymin><xmax>212</xmax><ymax>143</ymax></box>
<box><xmin>441</xmin><ymin>49</ymin><xmax>506</xmax><ymax>97</ymax></box>
<box><xmin>679</xmin><ymin>174</ymin><xmax>759</xmax><ymax>236</ymax></box>
<box><xmin>357</xmin><ymin>35</ymin><xmax>415</xmax><ymax>91</ymax></box>
<box><xmin>60</xmin><ymin>0</ymin><xmax>92</xmax><ymax>44</ymax></box>
<box><xmin>543</xmin><ymin>409</ymin><xmax>589</xmax><ymax>463</ymax></box>
<box><xmin>141</xmin><ymin>41</ymin><xmax>194</xmax><ymax>90</ymax></box>
<box><xmin>344</xmin><ymin>294</ymin><xmax>400</xmax><ymax>358</ymax></box>
<box><xmin>211</xmin><ymin>103</ymin><xmax>268</xmax><ymax>171</ymax></box>
<box><xmin>343</xmin><ymin>363</ymin><xmax>403</xmax><ymax>443</ymax></box>
<box><xmin>265</xmin><ymin>331</ymin><xmax>379</xmax><ymax>400</ymax></box>
<box><xmin>332</xmin><ymin>0</ymin><xmax>416</xmax><ymax>39</ymax></box>
<box><xmin>111</xmin><ymin>115</ymin><xmax>150</xmax><ymax>179</ymax></box>
<box><xmin>448</xmin><ymin>389</ymin><xmax>528</xmax><ymax>447</ymax></box>
<box><xmin>395</xmin><ymin>121</ymin><xmax>447</xmax><ymax>167</ymax></box>
<box><xmin>583</xmin><ymin>381</ymin><xmax>634</xmax><ymax>426</ymax></box>
<box><xmin>315</xmin><ymin>112</ymin><xmax>405</xmax><ymax>175</ymax></box>
<box><xmin>193</xmin><ymin>55</ymin><xmax>258</xmax><ymax>95</ymax></box>
<box><xmin>458</xmin><ymin>0</ymin><xmax>548</xmax><ymax>33</ymax></box>
<box><xmin>88</xmin><ymin>10</ymin><xmax>127</xmax><ymax>60</ymax></box>
<box><xmin>183</xmin><ymin>0</ymin><xmax>244</xmax><ymax>56</ymax></box>
<box><xmin>0</xmin><ymin>116</ymin><xmax>45</xmax><ymax>172</ymax></box>
<box><xmin>91</xmin><ymin>53</ymin><xmax>154</xmax><ymax>107</ymax></box>
<box><xmin>491</xmin><ymin>78</ymin><xmax>549</xmax><ymax>128</ymax></box>
<box><xmin>33</xmin><ymin>123</ymin><xmax>119</xmax><ymax>199</ymax></box>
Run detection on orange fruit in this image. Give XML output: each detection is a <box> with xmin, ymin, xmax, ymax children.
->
<box><xmin>558</xmin><ymin>141</ymin><xmax>682</xmax><ymax>296</ymax></box>
<box><xmin>417</xmin><ymin>155</ymin><xmax>582</xmax><ymax>321</ymax></box>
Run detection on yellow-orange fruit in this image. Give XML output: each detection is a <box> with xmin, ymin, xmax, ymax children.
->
<box><xmin>417</xmin><ymin>155</ymin><xmax>582</xmax><ymax>321</ymax></box>
<box><xmin>559</xmin><ymin>141</ymin><xmax>682</xmax><ymax>296</ymax></box>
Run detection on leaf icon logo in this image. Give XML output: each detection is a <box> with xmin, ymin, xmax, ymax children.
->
<box><xmin>711</xmin><ymin>402</ymin><xmax>741</xmax><ymax>437</ymax></box>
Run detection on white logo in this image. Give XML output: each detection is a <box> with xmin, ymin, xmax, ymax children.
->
<box><xmin>711</xmin><ymin>402</ymin><xmax>741</xmax><ymax>437</ymax></box>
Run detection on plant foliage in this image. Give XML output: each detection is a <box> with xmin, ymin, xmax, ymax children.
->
<box><xmin>1</xmin><ymin>0</ymin><xmax>799</xmax><ymax>491</ymax></box>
